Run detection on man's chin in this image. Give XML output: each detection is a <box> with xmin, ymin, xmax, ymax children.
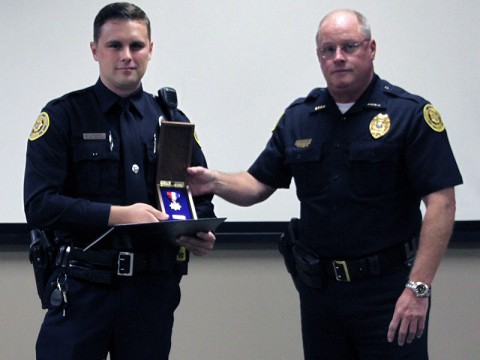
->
<box><xmin>116</xmin><ymin>79</ymin><xmax>141</xmax><ymax>91</ymax></box>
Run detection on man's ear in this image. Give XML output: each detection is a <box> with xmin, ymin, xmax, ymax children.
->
<box><xmin>370</xmin><ymin>39</ymin><xmax>377</xmax><ymax>61</ymax></box>
<box><xmin>90</xmin><ymin>42</ymin><xmax>98</xmax><ymax>61</ymax></box>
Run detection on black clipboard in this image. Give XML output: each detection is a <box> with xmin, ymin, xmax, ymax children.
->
<box><xmin>84</xmin><ymin>217</ymin><xmax>226</xmax><ymax>251</ymax></box>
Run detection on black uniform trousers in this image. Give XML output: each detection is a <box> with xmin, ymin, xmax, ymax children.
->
<box><xmin>36</xmin><ymin>269</ymin><xmax>181</xmax><ymax>360</ymax></box>
<box><xmin>294</xmin><ymin>263</ymin><xmax>430</xmax><ymax>360</ymax></box>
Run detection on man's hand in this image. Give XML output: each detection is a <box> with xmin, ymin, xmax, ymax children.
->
<box><xmin>387</xmin><ymin>289</ymin><xmax>429</xmax><ymax>346</ymax></box>
<box><xmin>109</xmin><ymin>203</ymin><xmax>169</xmax><ymax>225</ymax></box>
<box><xmin>176</xmin><ymin>231</ymin><xmax>216</xmax><ymax>256</ymax></box>
<box><xmin>187</xmin><ymin>166</ymin><xmax>215</xmax><ymax>196</ymax></box>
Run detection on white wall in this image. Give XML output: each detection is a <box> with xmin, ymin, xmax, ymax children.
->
<box><xmin>1</xmin><ymin>0</ymin><xmax>479</xmax><ymax>222</ymax></box>
<box><xmin>1</xmin><ymin>247</ymin><xmax>479</xmax><ymax>359</ymax></box>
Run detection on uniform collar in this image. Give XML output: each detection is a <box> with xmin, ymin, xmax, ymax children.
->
<box><xmin>311</xmin><ymin>74</ymin><xmax>386</xmax><ymax>114</ymax></box>
<box><xmin>93</xmin><ymin>79</ymin><xmax>146</xmax><ymax>118</ymax></box>
<box><xmin>352</xmin><ymin>74</ymin><xmax>386</xmax><ymax>111</ymax></box>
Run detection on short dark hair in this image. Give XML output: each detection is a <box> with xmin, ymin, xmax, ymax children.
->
<box><xmin>93</xmin><ymin>2</ymin><xmax>151</xmax><ymax>43</ymax></box>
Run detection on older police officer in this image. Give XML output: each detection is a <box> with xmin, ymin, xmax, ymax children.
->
<box><xmin>186</xmin><ymin>9</ymin><xmax>462</xmax><ymax>360</ymax></box>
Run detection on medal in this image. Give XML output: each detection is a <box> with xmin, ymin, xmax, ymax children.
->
<box><xmin>369</xmin><ymin>113</ymin><xmax>391</xmax><ymax>139</ymax></box>
<box><xmin>167</xmin><ymin>191</ymin><xmax>182</xmax><ymax>211</ymax></box>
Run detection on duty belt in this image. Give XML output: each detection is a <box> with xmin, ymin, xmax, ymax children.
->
<box><xmin>293</xmin><ymin>237</ymin><xmax>417</xmax><ymax>286</ymax></box>
<box><xmin>57</xmin><ymin>247</ymin><xmax>176</xmax><ymax>284</ymax></box>
<box><xmin>326</xmin><ymin>238</ymin><xmax>417</xmax><ymax>282</ymax></box>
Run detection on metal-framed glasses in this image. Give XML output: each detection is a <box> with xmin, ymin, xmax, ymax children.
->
<box><xmin>318</xmin><ymin>39</ymin><xmax>371</xmax><ymax>59</ymax></box>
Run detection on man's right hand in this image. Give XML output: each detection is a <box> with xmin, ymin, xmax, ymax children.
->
<box><xmin>186</xmin><ymin>166</ymin><xmax>216</xmax><ymax>196</ymax></box>
<box><xmin>108</xmin><ymin>203</ymin><xmax>169</xmax><ymax>225</ymax></box>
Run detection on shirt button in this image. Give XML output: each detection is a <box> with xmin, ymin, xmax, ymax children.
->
<box><xmin>132</xmin><ymin>164</ymin><xmax>140</xmax><ymax>174</ymax></box>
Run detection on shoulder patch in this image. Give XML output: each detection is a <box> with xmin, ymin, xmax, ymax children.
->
<box><xmin>423</xmin><ymin>104</ymin><xmax>445</xmax><ymax>132</ymax></box>
<box><xmin>272</xmin><ymin>112</ymin><xmax>285</xmax><ymax>132</ymax></box>
<box><xmin>29</xmin><ymin>112</ymin><xmax>50</xmax><ymax>141</ymax></box>
<box><xmin>194</xmin><ymin>132</ymin><xmax>202</xmax><ymax>148</ymax></box>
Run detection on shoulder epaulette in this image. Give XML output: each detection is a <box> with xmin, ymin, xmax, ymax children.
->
<box><xmin>288</xmin><ymin>87</ymin><xmax>326</xmax><ymax>109</ymax></box>
<box><xmin>381</xmin><ymin>81</ymin><xmax>425</xmax><ymax>105</ymax></box>
<box><xmin>46</xmin><ymin>87</ymin><xmax>91</xmax><ymax>108</ymax></box>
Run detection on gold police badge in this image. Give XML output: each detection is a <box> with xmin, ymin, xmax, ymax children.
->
<box><xmin>423</xmin><ymin>104</ymin><xmax>445</xmax><ymax>132</ymax></box>
<box><xmin>369</xmin><ymin>113</ymin><xmax>391</xmax><ymax>139</ymax></box>
<box><xmin>29</xmin><ymin>112</ymin><xmax>50</xmax><ymax>141</ymax></box>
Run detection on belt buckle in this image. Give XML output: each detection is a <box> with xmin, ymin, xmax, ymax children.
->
<box><xmin>118</xmin><ymin>252</ymin><xmax>134</xmax><ymax>276</ymax></box>
<box><xmin>332</xmin><ymin>260</ymin><xmax>351</xmax><ymax>282</ymax></box>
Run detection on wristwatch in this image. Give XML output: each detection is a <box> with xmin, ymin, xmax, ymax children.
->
<box><xmin>405</xmin><ymin>281</ymin><xmax>431</xmax><ymax>298</ymax></box>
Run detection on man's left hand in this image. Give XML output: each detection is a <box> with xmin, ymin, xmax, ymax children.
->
<box><xmin>387</xmin><ymin>289</ymin><xmax>429</xmax><ymax>346</ymax></box>
<box><xmin>176</xmin><ymin>231</ymin><xmax>216</xmax><ymax>256</ymax></box>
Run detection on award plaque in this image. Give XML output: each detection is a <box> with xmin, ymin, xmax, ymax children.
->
<box><xmin>83</xmin><ymin>120</ymin><xmax>226</xmax><ymax>251</ymax></box>
<box><xmin>156</xmin><ymin>121</ymin><xmax>197</xmax><ymax>220</ymax></box>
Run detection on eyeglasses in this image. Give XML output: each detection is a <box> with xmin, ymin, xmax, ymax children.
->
<box><xmin>318</xmin><ymin>39</ymin><xmax>371</xmax><ymax>60</ymax></box>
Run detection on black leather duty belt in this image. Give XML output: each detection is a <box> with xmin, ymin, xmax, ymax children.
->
<box><xmin>293</xmin><ymin>237</ymin><xmax>417</xmax><ymax>286</ymax></box>
<box><xmin>326</xmin><ymin>238</ymin><xmax>418</xmax><ymax>282</ymax></box>
<box><xmin>57</xmin><ymin>246</ymin><xmax>176</xmax><ymax>284</ymax></box>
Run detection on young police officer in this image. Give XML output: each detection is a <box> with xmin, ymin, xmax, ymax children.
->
<box><xmin>186</xmin><ymin>9</ymin><xmax>462</xmax><ymax>360</ymax></box>
<box><xmin>24</xmin><ymin>3</ymin><xmax>215</xmax><ymax>359</ymax></box>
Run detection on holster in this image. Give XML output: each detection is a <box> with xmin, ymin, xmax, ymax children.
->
<box><xmin>279</xmin><ymin>218</ymin><xmax>327</xmax><ymax>288</ymax></box>
<box><xmin>29</xmin><ymin>229</ymin><xmax>58</xmax><ymax>309</ymax></box>
<box><xmin>278</xmin><ymin>218</ymin><xmax>299</xmax><ymax>276</ymax></box>
<box><xmin>292</xmin><ymin>243</ymin><xmax>327</xmax><ymax>289</ymax></box>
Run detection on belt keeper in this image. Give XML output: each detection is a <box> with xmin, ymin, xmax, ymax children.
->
<box><xmin>368</xmin><ymin>255</ymin><xmax>381</xmax><ymax>276</ymax></box>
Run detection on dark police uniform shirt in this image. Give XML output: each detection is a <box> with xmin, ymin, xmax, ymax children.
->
<box><xmin>248</xmin><ymin>74</ymin><xmax>462</xmax><ymax>259</ymax></box>
<box><xmin>24</xmin><ymin>79</ymin><xmax>214</xmax><ymax>243</ymax></box>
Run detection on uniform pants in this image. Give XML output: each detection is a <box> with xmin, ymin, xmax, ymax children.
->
<box><xmin>36</xmin><ymin>270</ymin><xmax>181</xmax><ymax>360</ymax></box>
<box><xmin>294</xmin><ymin>264</ymin><xmax>430</xmax><ymax>360</ymax></box>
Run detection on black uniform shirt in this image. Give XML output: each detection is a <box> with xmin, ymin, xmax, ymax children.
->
<box><xmin>248</xmin><ymin>75</ymin><xmax>462</xmax><ymax>258</ymax></box>
<box><xmin>24</xmin><ymin>79</ymin><xmax>214</xmax><ymax>242</ymax></box>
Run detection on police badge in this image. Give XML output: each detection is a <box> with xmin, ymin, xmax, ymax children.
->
<box><xmin>369</xmin><ymin>113</ymin><xmax>391</xmax><ymax>139</ymax></box>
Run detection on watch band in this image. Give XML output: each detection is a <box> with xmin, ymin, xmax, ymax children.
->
<box><xmin>405</xmin><ymin>280</ymin><xmax>431</xmax><ymax>298</ymax></box>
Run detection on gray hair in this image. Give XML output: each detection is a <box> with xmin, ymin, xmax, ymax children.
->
<box><xmin>316</xmin><ymin>9</ymin><xmax>371</xmax><ymax>45</ymax></box>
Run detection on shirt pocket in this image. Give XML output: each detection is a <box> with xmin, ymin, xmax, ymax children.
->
<box><xmin>285</xmin><ymin>144</ymin><xmax>324</xmax><ymax>194</ymax></box>
<box><xmin>72</xmin><ymin>141</ymin><xmax>121</xmax><ymax>195</ymax></box>
<box><xmin>348</xmin><ymin>142</ymin><xmax>399</xmax><ymax>196</ymax></box>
